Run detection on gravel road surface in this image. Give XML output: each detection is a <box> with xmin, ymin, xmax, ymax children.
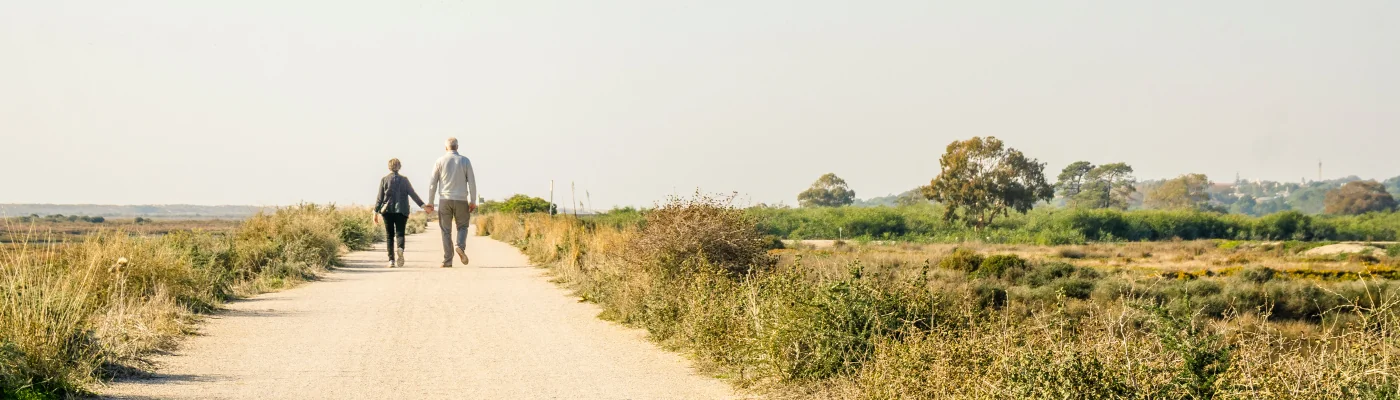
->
<box><xmin>102</xmin><ymin>228</ymin><xmax>733</xmax><ymax>399</ymax></box>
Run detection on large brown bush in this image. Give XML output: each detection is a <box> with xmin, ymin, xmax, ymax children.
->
<box><xmin>1325</xmin><ymin>180</ymin><xmax>1398</xmax><ymax>215</ymax></box>
<box><xmin>630</xmin><ymin>193</ymin><xmax>774</xmax><ymax>277</ymax></box>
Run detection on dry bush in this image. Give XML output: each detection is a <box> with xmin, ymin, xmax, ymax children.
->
<box><xmin>483</xmin><ymin>209</ymin><xmax>1400</xmax><ymax>399</ymax></box>
<box><xmin>630</xmin><ymin>193</ymin><xmax>775</xmax><ymax>277</ymax></box>
<box><xmin>1</xmin><ymin>205</ymin><xmax>367</xmax><ymax>397</ymax></box>
<box><xmin>1057</xmin><ymin>247</ymin><xmax>1088</xmax><ymax>259</ymax></box>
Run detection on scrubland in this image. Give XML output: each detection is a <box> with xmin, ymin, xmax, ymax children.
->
<box><xmin>0</xmin><ymin>205</ymin><xmax>419</xmax><ymax>399</ymax></box>
<box><xmin>482</xmin><ymin>197</ymin><xmax>1400</xmax><ymax>399</ymax></box>
<box><xmin>747</xmin><ymin>204</ymin><xmax>1400</xmax><ymax>244</ymax></box>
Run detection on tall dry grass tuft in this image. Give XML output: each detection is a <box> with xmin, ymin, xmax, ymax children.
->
<box><xmin>0</xmin><ymin>204</ymin><xmax>375</xmax><ymax>398</ymax></box>
<box><xmin>479</xmin><ymin>198</ymin><xmax>1400</xmax><ymax>399</ymax></box>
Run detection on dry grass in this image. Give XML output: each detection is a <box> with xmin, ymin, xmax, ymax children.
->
<box><xmin>0</xmin><ymin>218</ymin><xmax>242</xmax><ymax>244</ymax></box>
<box><xmin>789</xmin><ymin>239</ymin><xmax>1393</xmax><ymax>281</ymax></box>
<box><xmin>479</xmin><ymin>206</ymin><xmax>1400</xmax><ymax>400</ymax></box>
<box><xmin>0</xmin><ymin>205</ymin><xmax>376</xmax><ymax>398</ymax></box>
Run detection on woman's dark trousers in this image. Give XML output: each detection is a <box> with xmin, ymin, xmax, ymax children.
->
<box><xmin>382</xmin><ymin>213</ymin><xmax>409</xmax><ymax>260</ymax></box>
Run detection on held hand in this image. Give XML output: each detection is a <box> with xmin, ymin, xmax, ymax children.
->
<box><xmin>423</xmin><ymin>205</ymin><xmax>435</xmax><ymax>214</ymax></box>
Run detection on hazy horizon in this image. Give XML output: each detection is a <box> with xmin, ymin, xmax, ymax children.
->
<box><xmin>3</xmin><ymin>1</ymin><xmax>1395</xmax><ymax>208</ymax></box>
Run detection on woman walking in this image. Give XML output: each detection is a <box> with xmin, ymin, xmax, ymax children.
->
<box><xmin>374</xmin><ymin>158</ymin><xmax>426</xmax><ymax>268</ymax></box>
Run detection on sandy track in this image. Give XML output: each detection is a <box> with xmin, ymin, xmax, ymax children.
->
<box><xmin>102</xmin><ymin>228</ymin><xmax>733</xmax><ymax>399</ymax></box>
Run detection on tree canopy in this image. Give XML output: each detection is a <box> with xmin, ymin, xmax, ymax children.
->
<box><xmin>1324</xmin><ymin>180</ymin><xmax>1398</xmax><ymax>215</ymax></box>
<box><xmin>1145</xmin><ymin>173</ymin><xmax>1211</xmax><ymax>210</ymax></box>
<box><xmin>491</xmin><ymin>194</ymin><xmax>557</xmax><ymax>214</ymax></box>
<box><xmin>923</xmin><ymin>136</ymin><xmax>1053</xmax><ymax>229</ymax></box>
<box><xmin>798</xmin><ymin>173</ymin><xmax>857</xmax><ymax>207</ymax></box>
<box><xmin>1055</xmin><ymin>161</ymin><xmax>1136</xmax><ymax>210</ymax></box>
<box><xmin>1055</xmin><ymin>161</ymin><xmax>1095</xmax><ymax>199</ymax></box>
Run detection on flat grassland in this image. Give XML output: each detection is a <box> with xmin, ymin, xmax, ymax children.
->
<box><xmin>0</xmin><ymin>206</ymin><xmax>405</xmax><ymax>399</ymax></box>
<box><xmin>0</xmin><ymin>218</ymin><xmax>243</xmax><ymax>244</ymax></box>
<box><xmin>484</xmin><ymin>201</ymin><xmax>1400</xmax><ymax>399</ymax></box>
<box><xmin>787</xmin><ymin>239</ymin><xmax>1399</xmax><ymax>279</ymax></box>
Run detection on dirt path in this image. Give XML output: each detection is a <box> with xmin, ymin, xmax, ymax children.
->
<box><xmin>102</xmin><ymin>228</ymin><xmax>734</xmax><ymax>399</ymax></box>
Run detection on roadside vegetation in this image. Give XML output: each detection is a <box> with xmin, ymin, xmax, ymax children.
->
<box><xmin>0</xmin><ymin>217</ymin><xmax>243</xmax><ymax>245</ymax></box>
<box><xmin>595</xmin><ymin>136</ymin><xmax>1399</xmax><ymax>245</ymax></box>
<box><xmin>746</xmin><ymin>205</ymin><xmax>1400</xmax><ymax>243</ymax></box>
<box><xmin>482</xmin><ymin>195</ymin><xmax>1400</xmax><ymax>399</ymax></box>
<box><xmin>0</xmin><ymin>205</ymin><xmax>406</xmax><ymax>399</ymax></box>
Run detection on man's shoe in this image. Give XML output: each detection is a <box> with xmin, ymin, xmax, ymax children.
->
<box><xmin>440</xmin><ymin>263</ymin><xmax>452</xmax><ymax>268</ymax></box>
<box><xmin>456</xmin><ymin>247</ymin><xmax>469</xmax><ymax>266</ymax></box>
<box><xmin>395</xmin><ymin>249</ymin><xmax>405</xmax><ymax>268</ymax></box>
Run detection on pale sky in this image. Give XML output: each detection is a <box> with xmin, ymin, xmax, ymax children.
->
<box><xmin>1</xmin><ymin>1</ymin><xmax>1395</xmax><ymax>208</ymax></box>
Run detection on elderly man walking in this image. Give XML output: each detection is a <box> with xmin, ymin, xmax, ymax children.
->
<box><xmin>425</xmin><ymin>137</ymin><xmax>478</xmax><ymax>267</ymax></box>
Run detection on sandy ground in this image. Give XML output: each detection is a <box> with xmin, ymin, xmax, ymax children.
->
<box><xmin>1303</xmin><ymin>243</ymin><xmax>1386</xmax><ymax>256</ymax></box>
<box><xmin>101</xmin><ymin>228</ymin><xmax>734</xmax><ymax>400</ymax></box>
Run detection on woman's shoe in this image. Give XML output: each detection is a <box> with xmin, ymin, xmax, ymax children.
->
<box><xmin>395</xmin><ymin>249</ymin><xmax>405</xmax><ymax>268</ymax></box>
<box><xmin>386</xmin><ymin>261</ymin><xmax>396</xmax><ymax>268</ymax></box>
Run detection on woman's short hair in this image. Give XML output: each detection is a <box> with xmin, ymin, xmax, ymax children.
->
<box><xmin>388</xmin><ymin>158</ymin><xmax>402</xmax><ymax>172</ymax></box>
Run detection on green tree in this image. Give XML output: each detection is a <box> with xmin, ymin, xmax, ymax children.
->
<box><xmin>1229</xmin><ymin>194</ymin><xmax>1257</xmax><ymax>215</ymax></box>
<box><xmin>1069</xmin><ymin>163</ymin><xmax>1136</xmax><ymax>210</ymax></box>
<box><xmin>923</xmin><ymin>136</ymin><xmax>1053</xmax><ymax>229</ymax></box>
<box><xmin>498</xmin><ymin>194</ymin><xmax>557</xmax><ymax>214</ymax></box>
<box><xmin>1055</xmin><ymin>161</ymin><xmax>1095</xmax><ymax>199</ymax></box>
<box><xmin>1287</xmin><ymin>185</ymin><xmax>1332</xmax><ymax>214</ymax></box>
<box><xmin>1145</xmin><ymin>174</ymin><xmax>1211</xmax><ymax>210</ymax></box>
<box><xmin>894</xmin><ymin>189</ymin><xmax>927</xmax><ymax>207</ymax></box>
<box><xmin>797</xmin><ymin>173</ymin><xmax>856</xmax><ymax>208</ymax></box>
<box><xmin>1255</xmin><ymin>197</ymin><xmax>1291</xmax><ymax>215</ymax></box>
<box><xmin>1384</xmin><ymin>176</ymin><xmax>1400</xmax><ymax>197</ymax></box>
<box><xmin>1324</xmin><ymin>180</ymin><xmax>1398</xmax><ymax>215</ymax></box>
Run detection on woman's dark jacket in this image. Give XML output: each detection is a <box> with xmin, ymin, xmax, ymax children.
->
<box><xmin>375</xmin><ymin>173</ymin><xmax>425</xmax><ymax>216</ymax></box>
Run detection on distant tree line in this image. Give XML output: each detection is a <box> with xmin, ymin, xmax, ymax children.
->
<box><xmin>478</xmin><ymin>194</ymin><xmax>557</xmax><ymax>215</ymax></box>
<box><xmin>804</xmin><ymin>136</ymin><xmax>1398</xmax><ymax>224</ymax></box>
<box><xmin>11</xmin><ymin>214</ymin><xmax>107</xmax><ymax>223</ymax></box>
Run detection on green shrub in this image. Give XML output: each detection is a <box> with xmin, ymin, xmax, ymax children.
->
<box><xmin>1237</xmin><ymin>267</ymin><xmax>1276</xmax><ymax>284</ymax></box>
<box><xmin>973</xmin><ymin>282</ymin><xmax>1008</xmax><ymax>309</ymax></box>
<box><xmin>974</xmin><ymin>254</ymin><xmax>1028</xmax><ymax>280</ymax></box>
<box><xmin>1146</xmin><ymin>300</ymin><xmax>1233</xmax><ymax>399</ymax></box>
<box><xmin>763</xmin><ymin>235</ymin><xmax>785</xmax><ymax>250</ymax></box>
<box><xmin>337</xmin><ymin>211</ymin><xmax>378</xmax><ymax>251</ymax></box>
<box><xmin>938</xmin><ymin>248</ymin><xmax>983</xmax><ymax>272</ymax></box>
<box><xmin>1048</xmin><ymin>278</ymin><xmax>1096</xmax><ymax>300</ymax></box>
<box><xmin>1388</xmin><ymin>244</ymin><xmax>1400</xmax><ymax>258</ymax></box>
<box><xmin>1020</xmin><ymin>262</ymin><xmax>1099</xmax><ymax>287</ymax></box>
<box><xmin>761</xmin><ymin>275</ymin><xmax>915</xmax><ymax>380</ymax></box>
